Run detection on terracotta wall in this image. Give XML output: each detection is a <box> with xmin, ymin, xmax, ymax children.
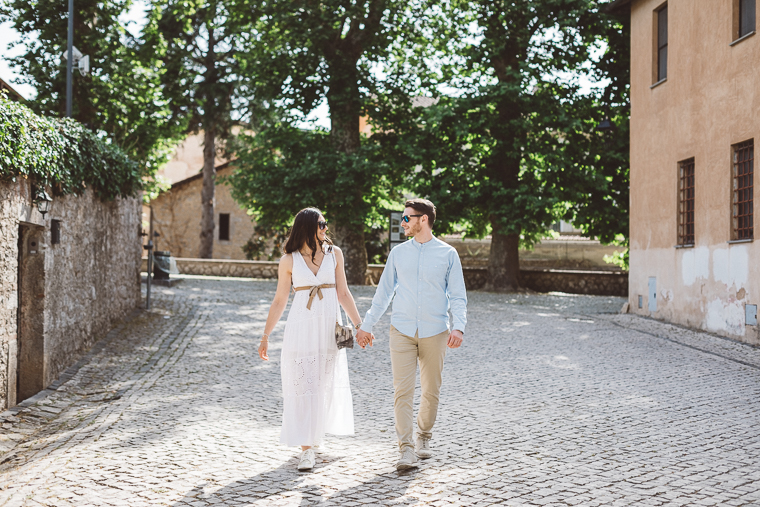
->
<box><xmin>149</xmin><ymin>165</ymin><xmax>256</xmax><ymax>260</ymax></box>
<box><xmin>629</xmin><ymin>0</ymin><xmax>760</xmax><ymax>343</ymax></box>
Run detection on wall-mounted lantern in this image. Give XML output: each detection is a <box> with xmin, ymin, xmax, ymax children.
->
<box><xmin>34</xmin><ymin>188</ymin><xmax>53</xmax><ymax>217</ymax></box>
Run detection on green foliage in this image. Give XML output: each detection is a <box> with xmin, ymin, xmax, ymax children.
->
<box><xmin>0</xmin><ymin>94</ymin><xmax>141</xmax><ymax>199</ymax></box>
<box><xmin>0</xmin><ymin>0</ymin><xmax>181</xmax><ymax>177</ymax></box>
<box><xmin>230</xmin><ymin>0</ymin><xmax>429</xmax><ymax>225</ymax></box>
<box><xmin>376</xmin><ymin>1</ymin><xmax>629</xmax><ymax>251</ymax></box>
<box><xmin>142</xmin><ymin>0</ymin><xmax>260</xmax><ymax>141</ymax></box>
<box><xmin>225</xmin><ymin>125</ymin><xmax>405</xmax><ymax>235</ymax></box>
<box><xmin>603</xmin><ymin>241</ymin><xmax>629</xmax><ymax>271</ymax></box>
<box><xmin>241</xmin><ymin>224</ymin><xmax>290</xmax><ymax>261</ymax></box>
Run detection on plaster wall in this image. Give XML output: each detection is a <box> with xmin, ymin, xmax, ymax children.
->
<box><xmin>159</xmin><ymin>132</ymin><xmax>228</xmax><ymax>185</ymax></box>
<box><xmin>629</xmin><ymin>0</ymin><xmax>760</xmax><ymax>343</ymax></box>
<box><xmin>150</xmin><ymin>165</ymin><xmax>255</xmax><ymax>260</ymax></box>
<box><xmin>0</xmin><ymin>180</ymin><xmax>141</xmax><ymax>410</ymax></box>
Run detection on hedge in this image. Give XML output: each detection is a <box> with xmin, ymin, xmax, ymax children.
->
<box><xmin>0</xmin><ymin>93</ymin><xmax>142</xmax><ymax>200</ymax></box>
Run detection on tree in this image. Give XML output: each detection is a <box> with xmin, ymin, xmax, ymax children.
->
<box><xmin>228</xmin><ymin>0</ymin><xmax>423</xmax><ymax>284</ymax></box>
<box><xmin>0</xmin><ymin>0</ymin><xmax>177</xmax><ymax>174</ymax></box>
<box><xmin>560</xmin><ymin>9</ymin><xmax>630</xmax><ymax>264</ymax></box>
<box><xmin>142</xmin><ymin>0</ymin><xmax>259</xmax><ymax>258</ymax></box>
<box><xmin>397</xmin><ymin>0</ymin><xmax>622</xmax><ymax>291</ymax></box>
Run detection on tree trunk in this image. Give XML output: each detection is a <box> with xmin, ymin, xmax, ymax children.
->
<box><xmin>484</xmin><ymin>231</ymin><xmax>520</xmax><ymax>292</ymax></box>
<box><xmin>332</xmin><ymin>224</ymin><xmax>368</xmax><ymax>285</ymax></box>
<box><xmin>327</xmin><ymin>65</ymin><xmax>367</xmax><ymax>285</ymax></box>
<box><xmin>199</xmin><ymin>127</ymin><xmax>216</xmax><ymax>258</ymax></box>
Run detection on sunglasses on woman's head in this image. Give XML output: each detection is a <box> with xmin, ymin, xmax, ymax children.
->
<box><xmin>318</xmin><ymin>221</ymin><xmax>328</xmax><ymax>230</ymax></box>
<box><xmin>401</xmin><ymin>214</ymin><xmax>423</xmax><ymax>223</ymax></box>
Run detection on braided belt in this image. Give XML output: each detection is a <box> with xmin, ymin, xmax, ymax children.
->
<box><xmin>293</xmin><ymin>283</ymin><xmax>336</xmax><ymax>310</ymax></box>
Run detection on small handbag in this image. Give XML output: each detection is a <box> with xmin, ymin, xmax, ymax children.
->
<box><xmin>335</xmin><ymin>306</ymin><xmax>354</xmax><ymax>350</ymax></box>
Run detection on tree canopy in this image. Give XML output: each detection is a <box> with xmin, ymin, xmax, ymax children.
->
<box><xmin>142</xmin><ymin>0</ymin><xmax>262</xmax><ymax>258</ymax></box>
<box><xmin>226</xmin><ymin>0</ymin><xmax>429</xmax><ymax>283</ymax></box>
<box><xmin>375</xmin><ymin>0</ymin><xmax>630</xmax><ymax>289</ymax></box>
<box><xmin>0</xmin><ymin>0</ymin><xmax>178</xmax><ymax>174</ymax></box>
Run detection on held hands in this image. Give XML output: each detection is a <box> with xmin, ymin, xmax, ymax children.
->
<box><xmin>355</xmin><ymin>328</ymin><xmax>375</xmax><ymax>349</ymax></box>
<box><xmin>447</xmin><ymin>329</ymin><xmax>464</xmax><ymax>349</ymax></box>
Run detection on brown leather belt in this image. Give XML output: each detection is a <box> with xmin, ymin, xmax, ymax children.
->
<box><xmin>293</xmin><ymin>284</ymin><xmax>336</xmax><ymax>310</ymax></box>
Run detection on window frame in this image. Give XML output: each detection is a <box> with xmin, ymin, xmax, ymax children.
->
<box><xmin>218</xmin><ymin>213</ymin><xmax>231</xmax><ymax>242</ymax></box>
<box><xmin>677</xmin><ymin>158</ymin><xmax>695</xmax><ymax>247</ymax></box>
<box><xmin>654</xmin><ymin>3</ymin><xmax>668</xmax><ymax>84</ymax></box>
<box><xmin>740</xmin><ymin>0</ymin><xmax>757</xmax><ymax>39</ymax></box>
<box><xmin>732</xmin><ymin>140</ymin><xmax>754</xmax><ymax>241</ymax></box>
<box><xmin>51</xmin><ymin>219</ymin><xmax>61</xmax><ymax>245</ymax></box>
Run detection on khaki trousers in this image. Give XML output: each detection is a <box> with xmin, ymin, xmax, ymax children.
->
<box><xmin>389</xmin><ymin>325</ymin><xmax>449</xmax><ymax>451</ymax></box>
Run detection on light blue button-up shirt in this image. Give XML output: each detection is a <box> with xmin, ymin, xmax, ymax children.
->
<box><xmin>360</xmin><ymin>236</ymin><xmax>467</xmax><ymax>338</ymax></box>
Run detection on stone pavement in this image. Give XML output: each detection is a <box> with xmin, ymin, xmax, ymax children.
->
<box><xmin>1</xmin><ymin>276</ymin><xmax>760</xmax><ymax>506</ymax></box>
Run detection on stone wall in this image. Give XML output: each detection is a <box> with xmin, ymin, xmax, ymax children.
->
<box><xmin>443</xmin><ymin>235</ymin><xmax>623</xmax><ymax>270</ymax></box>
<box><xmin>144</xmin><ymin>258</ymin><xmax>627</xmax><ymax>297</ymax></box>
<box><xmin>0</xmin><ymin>180</ymin><xmax>141</xmax><ymax>410</ymax></box>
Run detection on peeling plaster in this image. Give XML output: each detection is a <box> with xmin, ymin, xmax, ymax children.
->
<box><xmin>713</xmin><ymin>248</ymin><xmax>730</xmax><ymax>284</ymax></box>
<box><xmin>682</xmin><ymin>246</ymin><xmax>709</xmax><ymax>286</ymax></box>
<box><xmin>729</xmin><ymin>244</ymin><xmax>749</xmax><ymax>287</ymax></box>
<box><xmin>713</xmin><ymin>245</ymin><xmax>748</xmax><ymax>288</ymax></box>
<box><xmin>705</xmin><ymin>298</ymin><xmax>745</xmax><ymax>336</ymax></box>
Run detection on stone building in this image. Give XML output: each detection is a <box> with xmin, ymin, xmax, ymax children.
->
<box><xmin>149</xmin><ymin>162</ymin><xmax>255</xmax><ymax>260</ymax></box>
<box><xmin>0</xmin><ymin>181</ymin><xmax>141</xmax><ymax>410</ymax></box>
<box><xmin>610</xmin><ymin>0</ymin><xmax>759</xmax><ymax>344</ymax></box>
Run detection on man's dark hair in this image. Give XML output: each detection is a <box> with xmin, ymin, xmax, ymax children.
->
<box><xmin>404</xmin><ymin>198</ymin><xmax>436</xmax><ymax>226</ymax></box>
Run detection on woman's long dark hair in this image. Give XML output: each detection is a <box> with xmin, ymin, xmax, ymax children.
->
<box><xmin>283</xmin><ymin>207</ymin><xmax>332</xmax><ymax>264</ymax></box>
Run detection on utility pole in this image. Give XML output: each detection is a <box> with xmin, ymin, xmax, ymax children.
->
<box><xmin>66</xmin><ymin>0</ymin><xmax>74</xmax><ymax>117</ymax></box>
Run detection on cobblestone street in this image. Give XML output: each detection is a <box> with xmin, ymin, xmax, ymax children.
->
<box><xmin>1</xmin><ymin>276</ymin><xmax>760</xmax><ymax>506</ymax></box>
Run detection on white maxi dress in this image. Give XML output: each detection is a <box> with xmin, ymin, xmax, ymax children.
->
<box><xmin>280</xmin><ymin>250</ymin><xmax>354</xmax><ymax>447</ymax></box>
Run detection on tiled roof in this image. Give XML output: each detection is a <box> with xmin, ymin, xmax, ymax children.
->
<box><xmin>170</xmin><ymin>161</ymin><xmax>234</xmax><ymax>190</ymax></box>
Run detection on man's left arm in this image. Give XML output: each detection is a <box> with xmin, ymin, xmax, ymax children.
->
<box><xmin>446</xmin><ymin>250</ymin><xmax>467</xmax><ymax>349</ymax></box>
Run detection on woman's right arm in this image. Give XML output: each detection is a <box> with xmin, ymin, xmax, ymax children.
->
<box><xmin>259</xmin><ymin>255</ymin><xmax>293</xmax><ymax>361</ymax></box>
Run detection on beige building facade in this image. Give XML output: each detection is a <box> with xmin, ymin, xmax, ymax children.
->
<box><xmin>615</xmin><ymin>0</ymin><xmax>759</xmax><ymax>343</ymax></box>
<box><xmin>150</xmin><ymin>163</ymin><xmax>255</xmax><ymax>260</ymax></box>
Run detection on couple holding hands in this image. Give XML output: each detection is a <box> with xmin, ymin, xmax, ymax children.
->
<box><xmin>258</xmin><ymin>198</ymin><xmax>467</xmax><ymax>471</ymax></box>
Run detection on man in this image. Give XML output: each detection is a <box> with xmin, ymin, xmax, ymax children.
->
<box><xmin>356</xmin><ymin>198</ymin><xmax>467</xmax><ymax>470</ymax></box>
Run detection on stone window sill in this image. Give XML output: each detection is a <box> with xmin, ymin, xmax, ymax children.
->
<box><xmin>727</xmin><ymin>238</ymin><xmax>753</xmax><ymax>244</ymax></box>
<box><xmin>650</xmin><ymin>78</ymin><xmax>667</xmax><ymax>89</ymax></box>
<box><xmin>674</xmin><ymin>244</ymin><xmax>694</xmax><ymax>249</ymax></box>
<box><xmin>730</xmin><ymin>31</ymin><xmax>756</xmax><ymax>46</ymax></box>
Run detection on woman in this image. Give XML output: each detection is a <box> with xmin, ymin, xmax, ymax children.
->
<box><xmin>258</xmin><ymin>207</ymin><xmax>367</xmax><ymax>471</ymax></box>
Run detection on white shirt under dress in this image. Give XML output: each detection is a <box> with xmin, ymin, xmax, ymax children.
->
<box><xmin>279</xmin><ymin>250</ymin><xmax>354</xmax><ymax>447</ymax></box>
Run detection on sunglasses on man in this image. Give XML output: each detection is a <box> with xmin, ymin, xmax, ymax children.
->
<box><xmin>401</xmin><ymin>214</ymin><xmax>423</xmax><ymax>223</ymax></box>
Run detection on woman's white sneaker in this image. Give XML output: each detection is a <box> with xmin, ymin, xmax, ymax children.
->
<box><xmin>298</xmin><ymin>449</ymin><xmax>316</xmax><ymax>471</ymax></box>
<box><xmin>396</xmin><ymin>448</ymin><xmax>419</xmax><ymax>470</ymax></box>
<box><xmin>415</xmin><ymin>437</ymin><xmax>432</xmax><ymax>459</ymax></box>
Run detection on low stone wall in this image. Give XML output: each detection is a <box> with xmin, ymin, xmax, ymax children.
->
<box><xmin>145</xmin><ymin>258</ymin><xmax>627</xmax><ymax>297</ymax></box>
<box><xmin>0</xmin><ymin>180</ymin><xmax>141</xmax><ymax>410</ymax></box>
<box><xmin>519</xmin><ymin>268</ymin><xmax>627</xmax><ymax>297</ymax></box>
<box><xmin>142</xmin><ymin>258</ymin><xmax>279</xmax><ymax>279</ymax></box>
<box><xmin>443</xmin><ymin>235</ymin><xmax>624</xmax><ymax>270</ymax></box>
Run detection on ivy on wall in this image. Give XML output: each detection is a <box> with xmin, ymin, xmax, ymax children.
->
<box><xmin>0</xmin><ymin>94</ymin><xmax>142</xmax><ymax>200</ymax></box>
